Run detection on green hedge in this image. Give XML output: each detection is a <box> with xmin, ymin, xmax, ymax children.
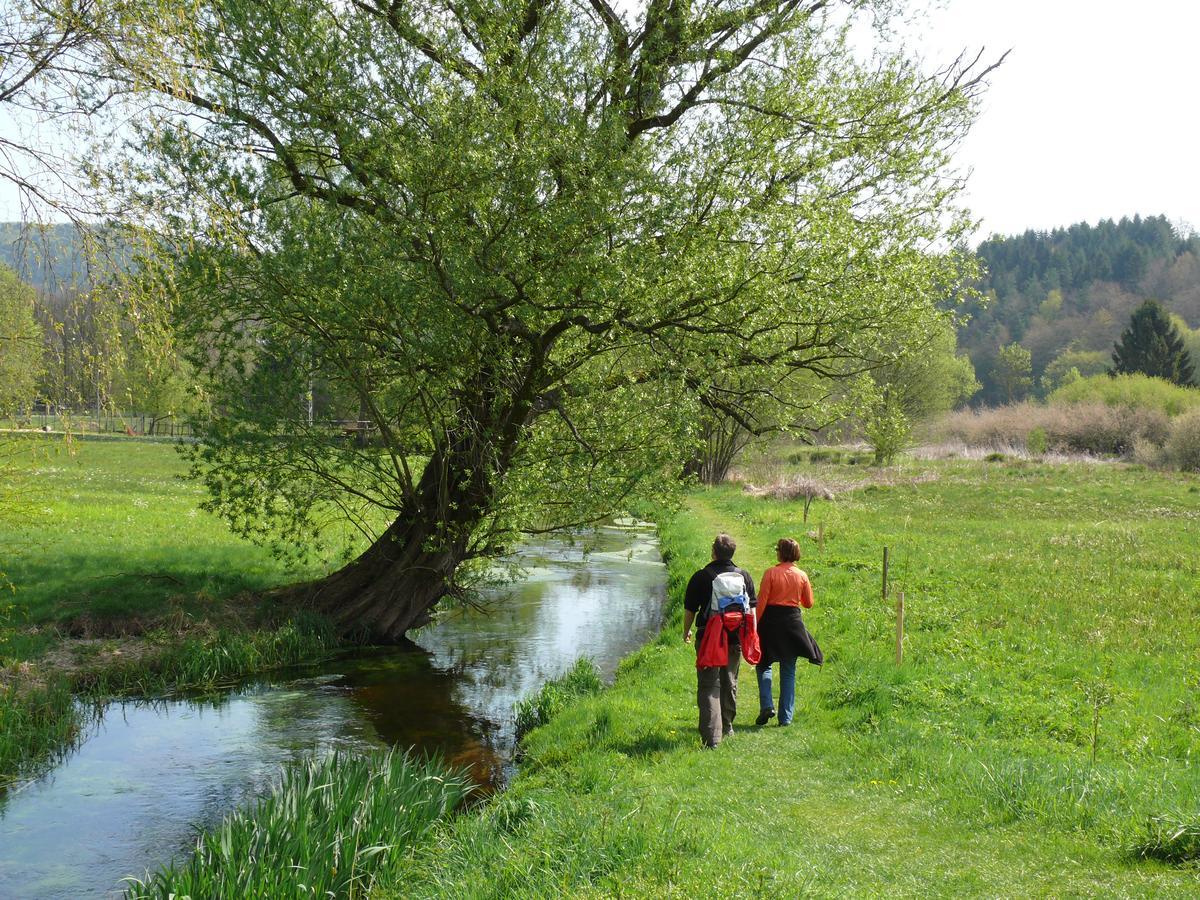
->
<box><xmin>1049</xmin><ymin>373</ymin><xmax>1200</xmax><ymax>417</ymax></box>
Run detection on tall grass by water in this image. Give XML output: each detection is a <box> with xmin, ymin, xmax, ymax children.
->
<box><xmin>71</xmin><ymin>614</ymin><xmax>342</xmax><ymax>695</ymax></box>
<box><xmin>513</xmin><ymin>657</ymin><xmax>603</xmax><ymax>741</ymax></box>
<box><xmin>0</xmin><ymin>678</ymin><xmax>77</xmax><ymax>788</ymax></box>
<box><xmin>124</xmin><ymin>749</ymin><xmax>472</xmax><ymax>899</ymax></box>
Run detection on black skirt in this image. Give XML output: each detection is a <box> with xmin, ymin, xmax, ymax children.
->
<box><xmin>757</xmin><ymin>605</ymin><xmax>823</xmax><ymax>666</ymax></box>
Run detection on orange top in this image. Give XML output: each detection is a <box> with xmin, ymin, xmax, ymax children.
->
<box><xmin>757</xmin><ymin>562</ymin><xmax>813</xmax><ymax>612</ymax></box>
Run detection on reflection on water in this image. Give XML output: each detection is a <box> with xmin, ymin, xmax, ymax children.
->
<box><xmin>0</xmin><ymin>524</ymin><xmax>666</xmax><ymax>898</ymax></box>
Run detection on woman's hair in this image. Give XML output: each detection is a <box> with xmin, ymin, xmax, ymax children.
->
<box><xmin>776</xmin><ymin>538</ymin><xmax>801</xmax><ymax>562</ymax></box>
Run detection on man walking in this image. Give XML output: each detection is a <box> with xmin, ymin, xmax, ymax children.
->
<box><xmin>683</xmin><ymin>533</ymin><xmax>757</xmax><ymax>748</ymax></box>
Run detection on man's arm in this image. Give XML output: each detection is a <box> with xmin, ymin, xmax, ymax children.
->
<box><xmin>682</xmin><ymin>569</ymin><xmax>706</xmax><ymax>643</ymax></box>
<box><xmin>742</xmin><ymin>569</ymin><xmax>758</xmax><ymax>605</ymax></box>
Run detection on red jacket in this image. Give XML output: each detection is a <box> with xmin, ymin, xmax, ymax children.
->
<box><xmin>696</xmin><ymin>609</ymin><xmax>761</xmax><ymax>668</ymax></box>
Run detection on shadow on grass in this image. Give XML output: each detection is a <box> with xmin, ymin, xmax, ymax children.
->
<box><xmin>6</xmin><ymin>546</ymin><xmax>307</xmax><ymax>633</ymax></box>
<box><xmin>609</xmin><ymin>727</ymin><xmax>693</xmax><ymax>759</ymax></box>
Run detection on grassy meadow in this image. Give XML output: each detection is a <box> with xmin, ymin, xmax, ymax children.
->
<box><xmin>379</xmin><ymin>452</ymin><xmax>1200</xmax><ymax>896</ymax></box>
<box><xmin>1</xmin><ymin>435</ymin><xmax>330</xmax><ymax>642</ymax></box>
<box><xmin>3</xmin><ymin>434</ymin><xmax>1200</xmax><ymax>894</ymax></box>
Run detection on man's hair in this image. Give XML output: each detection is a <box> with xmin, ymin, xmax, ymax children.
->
<box><xmin>712</xmin><ymin>533</ymin><xmax>736</xmax><ymax>561</ymax></box>
<box><xmin>776</xmin><ymin>538</ymin><xmax>801</xmax><ymax>563</ymax></box>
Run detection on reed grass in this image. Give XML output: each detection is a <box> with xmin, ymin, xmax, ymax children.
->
<box><xmin>71</xmin><ymin>614</ymin><xmax>342</xmax><ymax>696</ymax></box>
<box><xmin>124</xmin><ymin>749</ymin><xmax>472</xmax><ymax>899</ymax></box>
<box><xmin>513</xmin><ymin>657</ymin><xmax>602</xmax><ymax>741</ymax></box>
<box><xmin>0</xmin><ymin>677</ymin><xmax>79</xmax><ymax>788</ymax></box>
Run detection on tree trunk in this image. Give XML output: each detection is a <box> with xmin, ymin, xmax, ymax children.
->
<box><xmin>276</xmin><ymin>513</ymin><xmax>467</xmax><ymax>643</ymax></box>
<box><xmin>683</xmin><ymin>416</ymin><xmax>750</xmax><ymax>485</ymax></box>
<box><xmin>273</xmin><ymin>438</ymin><xmax>493</xmax><ymax>643</ymax></box>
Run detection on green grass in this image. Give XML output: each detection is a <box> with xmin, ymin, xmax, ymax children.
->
<box><xmin>374</xmin><ymin>454</ymin><xmax>1200</xmax><ymax>896</ymax></box>
<box><xmin>0</xmin><ymin>435</ymin><xmax>338</xmax><ymax>641</ymax></box>
<box><xmin>124</xmin><ymin>749</ymin><xmax>472</xmax><ymax>899</ymax></box>
<box><xmin>0</xmin><ymin>436</ymin><xmax>353</xmax><ymax>783</ymax></box>
<box><xmin>0</xmin><ymin>679</ymin><xmax>79</xmax><ymax>788</ymax></box>
<box><xmin>514</xmin><ymin>657</ymin><xmax>604</xmax><ymax>742</ymax></box>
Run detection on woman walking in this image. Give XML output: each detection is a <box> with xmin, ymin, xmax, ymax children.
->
<box><xmin>755</xmin><ymin>538</ymin><xmax>823</xmax><ymax>726</ymax></box>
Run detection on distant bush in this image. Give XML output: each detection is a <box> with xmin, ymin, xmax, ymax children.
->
<box><xmin>1049</xmin><ymin>373</ymin><xmax>1200</xmax><ymax>417</ymax></box>
<box><xmin>938</xmin><ymin>402</ymin><xmax>1169</xmax><ymax>457</ymax></box>
<box><xmin>807</xmin><ymin>449</ymin><xmax>843</xmax><ymax>464</ymax></box>
<box><xmin>1131</xmin><ymin>437</ymin><xmax>1167</xmax><ymax>468</ymax></box>
<box><xmin>1026</xmin><ymin>427</ymin><xmax>1047</xmax><ymax>455</ymax></box>
<box><xmin>1165</xmin><ymin>409</ymin><xmax>1200</xmax><ymax>472</ymax></box>
<box><xmin>1051</xmin><ymin>403</ymin><xmax>1170</xmax><ymax>455</ymax></box>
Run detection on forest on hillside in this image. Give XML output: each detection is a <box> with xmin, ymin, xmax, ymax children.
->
<box><xmin>5</xmin><ymin>216</ymin><xmax>1200</xmax><ymax>421</ymax></box>
<box><xmin>960</xmin><ymin>215</ymin><xmax>1200</xmax><ymax>404</ymax></box>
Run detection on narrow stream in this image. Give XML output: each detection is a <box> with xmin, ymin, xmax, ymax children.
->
<box><xmin>0</xmin><ymin>522</ymin><xmax>667</xmax><ymax>899</ymax></box>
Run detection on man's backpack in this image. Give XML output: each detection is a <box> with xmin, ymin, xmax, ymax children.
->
<box><xmin>709</xmin><ymin>571</ymin><xmax>750</xmax><ymax>630</ymax></box>
<box><xmin>697</xmin><ymin>571</ymin><xmax>761</xmax><ymax>668</ymax></box>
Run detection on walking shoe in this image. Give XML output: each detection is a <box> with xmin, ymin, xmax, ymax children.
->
<box><xmin>722</xmin><ymin>725</ymin><xmax>735</xmax><ymax>737</ymax></box>
<box><xmin>755</xmin><ymin>708</ymin><xmax>775</xmax><ymax>726</ymax></box>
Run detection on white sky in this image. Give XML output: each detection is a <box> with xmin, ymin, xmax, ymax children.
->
<box><xmin>914</xmin><ymin>0</ymin><xmax>1200</xmax><ymax>240</ymax></box>
<box><xmin>2</xmin><ymin>0</ymin><xmax>1198</xmax><ymax>242</ymax></box>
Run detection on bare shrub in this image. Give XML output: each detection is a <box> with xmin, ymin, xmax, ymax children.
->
<box><xmin>936</xmin><ymin>403</ymin><xmax>1169</xmax><ymax>457</ymax></box>
<box><xmin>938</xmin><ymin>403</ymin><xmax>1048</xmax><ymax>449</ymax></box>
<box><xmin>1049</xmin><ymin>403</ymin><xmax>1169</xmax><ymax>456</ymax></box>
<box><xmin>1131</xmin><ymin>437</ymin><xmax>1167</xmax><ymax>468</ymax></box>
<box><xmin>745</xmin><ymin>475</ymin><xmax>837</xmax><ymax>521</ymax></box>
<box><xmin>1165</xmin><ymin>409</ymin><xmax>1200</xmax><ymax>472</ymax></box>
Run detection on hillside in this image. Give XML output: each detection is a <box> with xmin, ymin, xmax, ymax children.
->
<box><xmin>0</xmin><ymin>222</ymin><xmax>92</xmax><ymax>291</ymax></box>
<box><xmin>959</xmin><ymin>215</ymin><xmax>1200</xmax><ymax>404</ymax></box>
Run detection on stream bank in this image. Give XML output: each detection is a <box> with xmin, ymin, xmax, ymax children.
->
<box><xmin>0</xmin><ymin>523</ymin><xmax>667</xmax><ymax>898</ymax></box>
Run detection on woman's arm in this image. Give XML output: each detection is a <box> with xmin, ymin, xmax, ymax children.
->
<box><xmin>800</xmin><ymin>572</ymin><xmax>813</xmax><ymax>609</ymax></box>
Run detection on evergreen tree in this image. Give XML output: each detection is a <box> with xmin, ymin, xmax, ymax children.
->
<box><xmin>1111</xmin><ymin>301</ymin><xmax>1196</xmax><ymax>385</ymax></box>
<box><xmin>0</xmin><ymin>265</ymin><xmax>44</xmax><ymax>416</ymax></box>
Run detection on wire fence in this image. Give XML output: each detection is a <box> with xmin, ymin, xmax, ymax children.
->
<box><xmin>3</xmin><ymin>410</ymin><xmax>379</xmax><ymax>442</ymax></box>
<box><xmin>3</xmin><ymin>409</ymin><xmax>196</xmax><ymax>438</ymax></box>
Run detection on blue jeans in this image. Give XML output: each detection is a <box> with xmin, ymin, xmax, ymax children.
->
<box><xmin>756</xmin><ymin>657</ymin><xmax>798</xmax><ymax>724</ymax></box>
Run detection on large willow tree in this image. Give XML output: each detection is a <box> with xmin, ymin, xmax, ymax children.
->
<box><xmin>68</xmin><ymin>0</ymin><xmax>992</xmax><ymax>640</ymax></box>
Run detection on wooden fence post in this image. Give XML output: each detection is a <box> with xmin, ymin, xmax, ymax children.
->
<box><xmin>895</xmin><ymin>592</ymin><xmax>905</xmax><ymax>665</ymax></box>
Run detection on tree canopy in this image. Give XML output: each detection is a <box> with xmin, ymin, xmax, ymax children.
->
<box><xmin>860</xmin><ymin>319</ymin><xmax>977</xmax><ymax>463</ymax></box>
<box><xmin>34</xmin><ymin>0</ymin><xmax>996</xmax><ymax>638</ymax></box>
